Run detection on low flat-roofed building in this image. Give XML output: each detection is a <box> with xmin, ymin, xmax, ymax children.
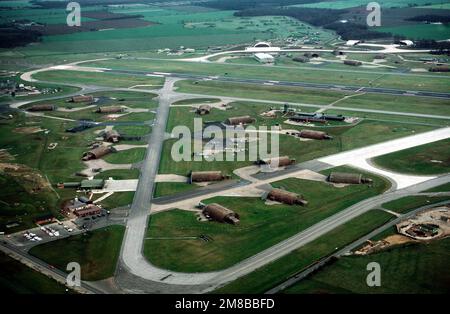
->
<box><xmin>74</xmin><ymin>204</ymin><xmax>102</xmax><ymax>217</ymax></box>
<box><xmin>254</xmin><ymin>53</ymin><xmax>275</xmax><ymax>63</ymax></box>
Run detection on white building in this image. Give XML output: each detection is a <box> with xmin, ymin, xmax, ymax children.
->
<box><xmin>254</xmin><ymin>53</ymin><xmax>275</xmax><ymax>64</ymax></box>
<box><xmin>345</xmin><ymin>40</ymin><xmax>361</xmax><ymax>46</ymax></box>
<box><xmin>399</xmin><ymin>40</ymin><xmax>414</xmax><ymax>46</ymax></box>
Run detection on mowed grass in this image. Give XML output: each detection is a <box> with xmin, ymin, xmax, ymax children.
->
<box><xmin>104</xmin><ymin>148</ymin><xmax>146</xmax><ymax>164</ymax></box>
<box><xmin>425</xmin><ymin>182</ymin><xmax>450</xmax><ymax>193</ymax></box>
<box><xmin>334</xmin><ymin>93</ymin><xmax>450</xmax><ymax>117</ymax></box>
<box><xmin>153</xmin><ymin>182</ymin><xmax>197</xmax><ymax>198</ymax></box>
<box><xmin>382</xmin><ymin>195</ymin><xmax>450</xmax><ymax>214</ymax></box>
<box><xmin>98</xmin><ymin>192</ymin><xmax>135</xmax><ymax>209</ymax></box>
<box><xmin>85</xmin><ymin>58</ymin><xmax>450</xmax><ymax>93</ymax></box>
<box><xmin>372</xmin><ymin>138</ymin><xmax>450</xmax><ymax>175</ymax></box>
<box><xmin>33</xmin><ymin>70</ymin><xmax>165</xmax><ymax>88</ymax></box>
<box><xmin>144</xmin><ymin>168</ymin><xmax>390</xmax><ymax>272</ymax></box>
<box><xmin>285</xmin><ymin>238</ymin><xmax>450</xmax><ymax>294</ymax></box>
<box><xmin>0</xmin><ymin>252</ymin><xmax>71</xmax><ymax>294</ymax></box>
<box><xmin>215</xmin><ymin>209</ymin><xmax>394</xmax><ymax>293</ymax></box>
<box><xmin>29</xmin><ymin>225</ymin><xmax>125</xmax><ymax>281</ymax></box>
<box><xmin>175</xmin><ymin>80</ymin><xmax>343</xmax><ymax>105</ymax></box>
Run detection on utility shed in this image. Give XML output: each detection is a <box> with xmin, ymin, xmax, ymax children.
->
<box><xmin>196</xmin><ymin>104</ymin><xmax>212</xmax><ymax>115</ymax></box>
<box><xmin>96</xmin><ymin>106</ymin><xmax>124</xmax><ymax>114</ymax></box>
<box><xmin>298</xmin><ymin>129</ymin><xmax>332</xmax><ymax>140</ymax></box>
<box><xmin>225</xmin><ymin>115</ymin><xmax>255</xmax><ymax>126</ymax></box>
<box><xmin>190</xmin><ymin>171</ymin><xmax>224</xmax><ymax>183</ymax></box>
<box><xmin>27</xmin><ymin>104</ymin><xmax>55</xmax><ymax>112</ymax></box>
<box><xmin>104</xmin><ymin>130</ymin><xmax>120</xmax><ymax>143</ymax></box>
<box><xmin>70</xmin><ymin>95</ymin><xmax>94</xmax><ymax>103</ymax></box>
<box><xmin>203</xmin><ymin>203</ymin><xmax>240</xmax><ymax>225</ymax></box>
<box><xmin>267</xmin><ymin>188</ymin><xmax>308</xmax><ymax>206</ymax></box>
<box><xmin>82</xmin><ymin>146</ymin><xmax>112</xmax><ymax>160</ymax></box>
<box><xmin>327</xmin><ymin>172</ymin><xmax>373</xmax><ymax>184</ymax></box>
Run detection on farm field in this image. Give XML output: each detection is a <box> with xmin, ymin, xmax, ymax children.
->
<box><xmin>378</xmin><ymin>24</ymin><xmax>450</xmax><ymax>41</ymax></box>
<box><xmin>29</xmin><ymin>225</ymin><xmax>125</xmax><ymax>281</ymax></box>
<box><xmin>372</xmin><ymin>138</ymin><xmax>450</xmax><ymax>175</ymax></box>
<box><xmin>294</xmin><ymin>0</ymin><xmax>448</xmax><ymax>9</ymax></box>
<box><xmin>145</xmin><ymin>167</ymin><xmax>390</xmax><ymax>272</ymax></box>
<box><xmin>215</xmin><ymin>209</ymin><xmax>395</xmax><ymax>293</ymax></box>
<box><xmin>284</xmin><ymin>237</ymin><xmax>450</xmax><ymax>294</ymax></box>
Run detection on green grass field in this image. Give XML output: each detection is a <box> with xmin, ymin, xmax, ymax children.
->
<box><xmin>382</xmin><ymin>195</ymin><xmax>450</xmax><ymax>214</ymax></box>
<box><xmin>144</xmin><ymin>167</ymin><xmax>390</xmax><ymax>272</ymax></box>
<box><xmin>153</xmin><ymin>182</ymin><xmax>197</xmax><ymax>198</ymax></box>
<box><xmin>29</xmin><ymin>225</ymin><xmax>125</xmax><ymax>281</ymax></box>
<box><xmin>215</xmin><ymin>209</ymin><xmax>394</xmax><ymax>293</ymax></box>
<box><xmin>104</xmin><ymin>148</ymin><xmax>146</xmax><ymax>164</ymax></box>
<box><xmin>378</xmin><ymin>24</ymin><xmax>450</xmax><ymax>41</ymax></box>
<box><xmin>285</xmin><ymin>238</ymin><xmax>450</xmax><ymax>294</ymax></box>
<box><xmin>85</xmin><ymin>58</ymin><xmax>450</xmax><ymax>93</ymax></box>
<box><xmin>33</xmin><ymin>70</ymin><xmax>165</xmax><ymax>89</ymax></box>
<box><xmin>0</xmin><ymin>252</ymin><xmax>71</xmax><ymax>294</ymax></box>
<box><xmin>372</xmin><ymin>138</ymin><xmax>450</xmax><ymax>175</ymax></box>
<box><xmin>98</xmin><ymin>192</ymin><xmax>135</xmax><ymax>209</ymax></box>
<box><xmin>425</xmin><ymin>182</ymin><xmax>450</xmax><ymax>193</ymax></box>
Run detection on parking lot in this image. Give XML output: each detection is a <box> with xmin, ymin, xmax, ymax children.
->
<box><xmin>2</xmin><ymin>209</ymin><xmax>112</xmax><ymax>250</ymax></box>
